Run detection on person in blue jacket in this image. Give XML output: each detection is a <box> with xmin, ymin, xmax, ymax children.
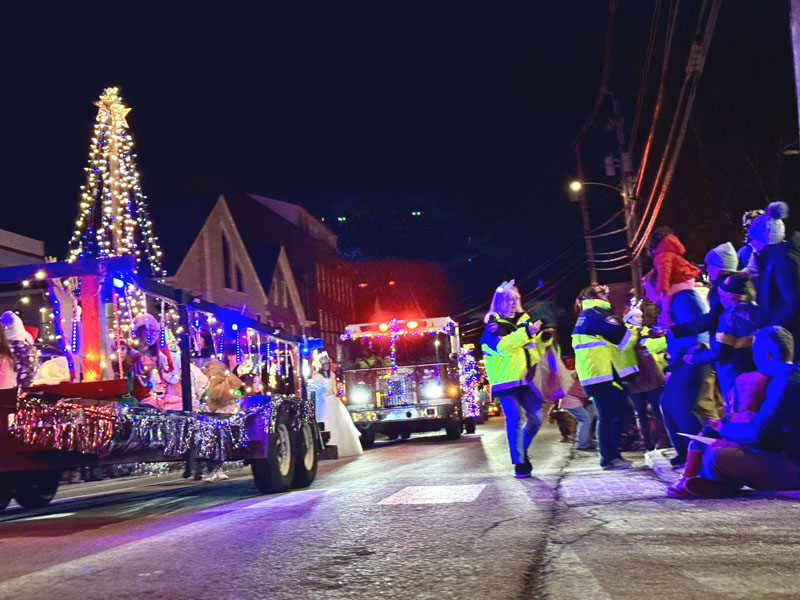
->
<box><xmin>643</xmin><ymin>269</ymin><xmax>709</xmax><ymax>467</ymax></box>
<box><xmin>679</xmin><ymin>326</ymin><xmax>800</xmax><ymax>498</ymax></box>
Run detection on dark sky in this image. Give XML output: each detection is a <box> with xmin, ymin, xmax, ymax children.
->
<box><xmin>1</xmin><ymin>1</ymin><xmax>797</xmax><ymax>316</ymax></box>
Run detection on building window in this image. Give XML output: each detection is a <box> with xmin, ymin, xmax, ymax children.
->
<box><xmin>282</xmin><ymin>281</ymin><xmax>288</xmax><ymax>308</ymax></box>
<box><xmin>222</xmin><ymin>234</ymin><xmax>232</xmax><ymax>289</ymax></box>
<box><xmin>236</xmin><ymin>266</ymin><xmax>244</xmax><ymax>292</ymax></box>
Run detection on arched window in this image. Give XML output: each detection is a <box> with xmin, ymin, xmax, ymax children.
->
<box><xmin>221</xmin><ymin>234</ymin><xmax>232</xmax><ymax>289</ymax></box>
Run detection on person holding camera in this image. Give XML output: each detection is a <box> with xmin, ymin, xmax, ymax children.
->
<box><xmin>481</xmin><ymin>280</ymin><xmax>546</xmax><ymax>478</ymax></box>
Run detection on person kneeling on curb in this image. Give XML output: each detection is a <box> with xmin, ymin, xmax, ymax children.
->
<box><xmin>674</xmin><ymin>326</ymin><xmax>800</xmax><ymax>498</ymax></box>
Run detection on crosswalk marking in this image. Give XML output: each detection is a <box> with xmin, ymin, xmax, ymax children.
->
<box><xmin>379</xmin><ymin>484</ymin><xmax>486</xmax><ymax>505</ymax></box>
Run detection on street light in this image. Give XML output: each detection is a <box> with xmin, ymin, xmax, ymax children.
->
<box><xmin>567</xmin><ymin>179</ymin><xmax>642</xmax><ymax>298</ymax></box>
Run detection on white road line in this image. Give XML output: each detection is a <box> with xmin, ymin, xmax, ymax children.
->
<box><xmin>14</xmin><ymin>512</ymin><xmax>76</xmax><ymax>522</ymax></box>
<box><xmin>379</xmin><ymin>484</ymin><xmax>487</xmax><ymax>505</ymax></box>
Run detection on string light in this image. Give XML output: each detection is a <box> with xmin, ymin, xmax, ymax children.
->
<box><xmin>67</xmin><ymin>87</ymin><xmax>164</xmax><ymax>278</ymax></box>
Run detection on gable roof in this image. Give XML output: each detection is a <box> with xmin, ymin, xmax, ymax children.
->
<box><xmin>223</xmin><ymin>192</ymin><xmax>283</xmax><ymax>291</ymax></box>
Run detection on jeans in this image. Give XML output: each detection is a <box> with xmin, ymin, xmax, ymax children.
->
<box><xmin>630</xmin><ymin>387</ymin><xmax>665</xmax><ymax>451</ymax></box>
<box><xmin>700</xmin><ymin>446</ymin><xmax>800</xmax><ymax>491</ymax></box>
<box><xmin>565</xmin><ymin>402</ymin><xmax>597</xmax><ymax>449</ymax></box>
<box><xmin>584</xmin><ymin>381</ymin><xmax>627</xmax><ymax>467</ymax></box>
<box><xmin>660</xmin><ymin>362</ymin><xmax>709</xmax><ymax>460</ymax></box>
<box><xmin>498</xmin><ymin>389</ymin><xmax>544</xmax><ymax>465</ymax></box>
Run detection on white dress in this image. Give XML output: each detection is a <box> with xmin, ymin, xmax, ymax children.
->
<box><xmin>309</xmin><ymin>372</ymin><xmax>363</xmax><ymax>458</ymax></box>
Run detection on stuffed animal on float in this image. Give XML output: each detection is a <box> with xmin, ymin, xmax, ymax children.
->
<box><xmin>201</xmin><ymin>358</ymin><xmax>243</xmax><ymax>413</ymax></box>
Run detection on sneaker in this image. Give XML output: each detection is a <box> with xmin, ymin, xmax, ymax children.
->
<box><xmin>215</xmin><ymin>470</ymin><xmax>229</xmax><ymax>481</ymax></box>
<box><xmin>684</xmin><ymin>476</ymin><xmax>734</xmax><ymax>498</ymax></box>
<box><xmin>670</xmin><ymin>455</ymin><xmax>687</xmax><ymax>468</ymax></box>
<box><xmin>203</xmin><ymin>469</ymin><xmax>223</xmax><ymax>483</ymax></box>
<box><xmin>601</xmin><ymin>458</ymin><xmax>632</xmax><ymax>471</ymax></box>
<box><xmin>560</xmin><ymin>436</ymin><xmax>571</xmax><ymax>443</ymax></box>
<box><xmin>193</xmin><ymin>472</ymin><xmax>203</xmax><ymax>481</ymax></box>
<box><xmin>523</xmin><ymin>456</ymin><xmax>532</xmax><ymax>473</ymax></box>
<box><xmin>666</xmin><ymin>478</ymin><xmax>695</xmax><ymax>499</ymax></box>
<box><xmin>514</xmin><ymin>463</ymin><xmax>532</xmax><ymax>478</ymax></box>
<box><xmin>576</xmin><ymin>445</ymin><xmax>597</xmax><ymax>452</ymax></box>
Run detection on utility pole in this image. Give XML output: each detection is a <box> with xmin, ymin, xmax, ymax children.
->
<box><xmin>611</xmin><ymin>96</ymin><xmax>643</xmax><ymax>299</ymax></box>
<box><xmin>574</xmin><ymin>143</ymin><xmax>598</xmax><ymax>285</ymax></box>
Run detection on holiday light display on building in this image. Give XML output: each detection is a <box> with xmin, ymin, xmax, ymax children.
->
<box><xmin>67</xmin><ymin>87</ymin><xmax>164</xmax><ymax>278</ymax></box>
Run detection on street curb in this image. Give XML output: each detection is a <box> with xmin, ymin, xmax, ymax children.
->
<box><xmin>644</xmin><ymin>449</ymin><xmax>680</xmax><ymax>485</ymax></box>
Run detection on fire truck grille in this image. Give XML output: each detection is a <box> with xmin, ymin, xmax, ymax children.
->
<box><xmin>381</xmin><ymin>375</ymin><xmax>415</xmax><ymax>407</ymax></box>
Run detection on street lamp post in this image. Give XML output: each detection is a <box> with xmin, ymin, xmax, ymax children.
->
<box><xmin>568</xmin><ymin>179</ymin><xmax>643</xmax><ymax>299</ymax></box>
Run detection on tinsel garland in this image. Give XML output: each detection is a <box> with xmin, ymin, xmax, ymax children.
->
<box><xmin>10</xmin><ymin>398</ymin><xmax>285</xmax><ymax>462</ymax></box>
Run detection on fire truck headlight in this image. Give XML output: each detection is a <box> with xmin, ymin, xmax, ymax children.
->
<box><xmin>422</xmin><ymin>384</ymin><xmax>443</xmax><ymax>399</ymax></box>
<box><xmin>350</xmin><ymin>387</ymin><xmax>371</xmax><ymax>405</ymax></box>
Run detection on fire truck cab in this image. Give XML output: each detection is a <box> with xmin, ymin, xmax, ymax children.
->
<box><xmin>337</xmin><ymin>317</ymin><xmax>464</xmax><ymax>448</ymax></box>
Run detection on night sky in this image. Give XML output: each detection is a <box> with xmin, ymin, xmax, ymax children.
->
<box><xmin>2</xmin><ymin>2</ymin><xmax>798</xmax><ymax>318</ymax></box>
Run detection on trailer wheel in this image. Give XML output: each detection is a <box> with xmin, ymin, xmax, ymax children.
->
<box><xmin>291</xmin><ymin>420</ymin><xmax>318</xmax><ymax>488</ymax></box>
<box><xmin>13</xmin><ymin>470</ymin><xmax>61</xmax><ymax>509</ymax></box>
<box><xmin>251</xmin><ymin>410</ymin><xmax>295</xmax><ymax>494</ymax></box>
<box><xmin>464</xmin><ymin>418</ymin><xmax>477</xmax><ymax>434</ymax></box>
<box><xmin>358</xmin><ymin>424</ymin><xmax>375</xmax><ymax>449</ymax></box>
<box><xmin>444</xmin><ymin>418</ymin><xmax>462</xmax><ymax>440</ymax></box>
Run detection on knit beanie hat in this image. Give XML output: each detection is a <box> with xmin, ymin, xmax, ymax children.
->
<box><xmin>718</xmin><ymin>273</ymin><xmax>754</xmax><ymax>303</ymax></box>
<box><xmin>747</xmin><ymin>201</ymin><xmax>789</xmax><ymax>246</ymax></box>
<box><xmin>704</xmin><ymin>242</ymin><xmax>738</xmax><ymax>272</ymax></box>
<box><xmin>622</xmin><ymin>306</ymin><xmax>643</xmax><ymax>324</ymax></box>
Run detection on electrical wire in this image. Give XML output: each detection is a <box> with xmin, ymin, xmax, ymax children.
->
<box><xmin>569</xmin><ymin>0</ymin><xmax>618</xmax><ymax>151</ymax></box>
<box><xmin>632</xmin><ymin>0</ymin><xmax>721</xmax><ymax>258</ymax></box>
<box><xmin>630</xmin><ymin>0</ymin><xmax>664</xmax><ymax>149</ymax></box>
<box><xmin>634</xmin><ymin>0</ymin><xmax>682</xmax><ymax>200</ymax></box>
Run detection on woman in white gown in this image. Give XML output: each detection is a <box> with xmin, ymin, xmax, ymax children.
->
<box><xmin>308</xmin><ymin>352</ymin><xmax>363</xmax><ymax>458</ymax></box>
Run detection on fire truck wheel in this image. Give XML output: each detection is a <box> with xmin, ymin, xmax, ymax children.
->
<box><xmin>444</xmin><ymin>418</ymin><xmax>462</xmax><ymax>440</ymax></box>
<box><xmin>291</xmin><ymin>420</ymin><xmax>318</xmax><ymax>488</ymax></box>
<box><xmin>13</xmin><ymin>470</ymin><xmax>61</xmax><ymax>509</ymax></box>
<box><xmin>251</xmin><ymin>410</ymin><xmax>296</xmax><ymax>494</ymax></box>
<box><xmin>464</xmin><ymin>418</ymin><xmax>477</xmax><ymax>434</ymax></box>
<box><xmin>358</xmin><ymin>424</ymin><xmax>375</xmax><ymax>449</ymax></box>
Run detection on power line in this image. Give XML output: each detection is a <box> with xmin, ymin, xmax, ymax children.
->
<box><xmin>569</xmin><ymin>0</ymin><xmax>618</xmax><ymax>151</ymax></box>
<box><xmin>632</xmin><ymin>0</ymin><xmax>721</xmax><ymax>258</ymax></box>
<box><xmin>630</xmin><ymin>0</ymin><xmax>664</xmax><ymax>149</ymax></box>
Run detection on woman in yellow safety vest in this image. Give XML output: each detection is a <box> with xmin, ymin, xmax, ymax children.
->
<box><xmin>571</xmin><ymin>284</ymin><xmax>640</xmax><ymax>470</ymax></box>
<box><xmin>480</xmin><ymin>280</ymin><xmax>545</xmax><ymax>478</ymax></box>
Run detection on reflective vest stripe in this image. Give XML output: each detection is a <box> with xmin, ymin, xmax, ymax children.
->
<box><xmin>616</xmin><ymin>330</ymin><xmax>633</xmax><ymax>350</ymax></box>
<box><xmin>579</xmin><ymin>373</ymin><xmax>614</xmax><ymax>386</ymax></box>
<box><xmin>492</xmin><ymin>379</ymin><xmax>527</xmax><ymax>391</ymax></box>
<box><xmin>617</xmin><ymin>365</ymin><xmax>640</xmax><ymax>378</ymax></box>
<box><xmin>523</xmin><ymin>342</ymin><xmax>538</xmax><ymax>349</ymax></box>
<box><xmin>574</xmin><ymin>340</ymin><xmax>607</xmax><ymax>350</ymax></box>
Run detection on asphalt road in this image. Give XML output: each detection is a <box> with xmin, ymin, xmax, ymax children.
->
<box><xmin>1</xmin><ymin>419</ymin><xmax>800</xmax><ymax>600</ymax></box>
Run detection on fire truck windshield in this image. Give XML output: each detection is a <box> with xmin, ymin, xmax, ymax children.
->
<box><xmin>340</xmin><ymin>333</ymin><xmax>452</xmax><ymax>370</ymax></box>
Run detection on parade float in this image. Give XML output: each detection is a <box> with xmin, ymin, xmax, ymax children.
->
<box><xmin>0</xmin><ymin>88</ymin><xmax>320</xmax><ymax>511</ymax></box>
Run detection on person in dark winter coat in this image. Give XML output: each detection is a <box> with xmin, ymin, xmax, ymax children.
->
<box><xmin>747</xmin><ymin>202</ymin><xmax>800</xmax><ymax>360</ymax></box>
<box><xmin>643</xmin><ymin>270</ymin><xmax>710</xmax><ymax>467</ymax></box>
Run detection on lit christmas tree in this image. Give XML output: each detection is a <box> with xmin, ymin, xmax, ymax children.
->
<box><xmin>67</xmin><ymin>87</ymin><xmax>164</xmax><ymax>277</ymax></box>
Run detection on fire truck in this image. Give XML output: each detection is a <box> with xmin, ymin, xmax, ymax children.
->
<box><xmin>337</xmin><ymin>317</ymin><xmax>471</xmax><ymax>447</ymax></box>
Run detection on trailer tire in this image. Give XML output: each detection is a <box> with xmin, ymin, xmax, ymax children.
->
<box><xmin>13</xmin><ymin>470</ymin><xmax>61</xmax><ymax>509</ymax></box>
<box><xmin>292</xmin><ymin>420</ymin><xmax>318</xmax><ymax>488</ymax></box>
<box><xmin>251</xmin><ymin>410</ymin><xmax>295</xmax><ymax>494</ymax></box>
<box><xmin>444</xmin><ymin>418</ymin><xmax>462</xmax><ymax>440</ymax></box>
<box><xmin>464</xmin><ymin>418</ymin><xmax>477</xmax><ymax>434</ymax></box>
<box><xmin>358</xmin><ymin>424</ymin><xmax>375</xmax><ymax>449</ymax></box>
